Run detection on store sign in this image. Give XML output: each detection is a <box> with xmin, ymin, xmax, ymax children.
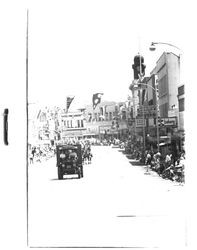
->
<box><xmin>160</xmin><ymin>117</ymin><xmax>177</xmax><ymax>127</ymax></box>
<box><xmin>137</xmin><ymin>105</ymin><xmax>157</xmax><ymax>116</ymax></box>
<box><xmin>168</xmin><ymin>110</ymin><xmax>176</xmax><ymax>117</ymax></box>
<box><xmin>136</xmin><ymin>118</ymin><xmax>146</xmax><ymax>127</ymax></box>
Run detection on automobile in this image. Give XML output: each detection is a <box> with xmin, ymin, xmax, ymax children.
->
<box><xmin>56</xmin><ymin>144</ymin><xmax>83</xmax><ymax>179</ymax></box>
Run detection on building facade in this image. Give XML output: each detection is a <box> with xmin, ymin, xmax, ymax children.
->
<box><xmin>132</xmin><ymin>52</ymin><xmax>184</xmax><ymax>154</ymax></box>
<box><xmin>151</xmin><ymin>52</ymin><xmax>180</xmax><ymax>119</ymax></box>
<box><xmin>84</xmin><ymin>101</ymin><xmax>130</xmax><ymax>139</ymax></box>
<box><xmin>60</xmin><ymin>111</ymin><xmax>86</xmax><ymax>139</ymax></box>
<box><xmin>129</xmin><ymin>52</ymin><xmax>184</xmax><ymax>155</ymax></box>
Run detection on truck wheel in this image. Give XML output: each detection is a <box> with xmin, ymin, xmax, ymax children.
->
<box><xmin>58</xmin><ymin>167</ymin><xmax>63</xmax><ymax>180</ymax></box>
<box><xmin>78</xmin><ymin>170</ymin><xmax>81</xmax><ymax>179</ymax></box>
<box><xmin>78</xmin><ymin>168</ymin><xmax>81</xmax><ymax>179</ymax></box>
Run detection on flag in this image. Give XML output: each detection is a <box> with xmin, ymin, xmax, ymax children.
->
<box><xmin>119</xmin><ymin>103</ymin><xmax>124</xmax><ymax>111</ymax></box>
<box><xmin>66</xmin><ymin>96</ymin><xmax>75</xmax><ymax>111</ymax></box>
<box><xmin>92</xmin><ymin>93</ymin><xmax>103</xmax><ymax>110</ymax></box>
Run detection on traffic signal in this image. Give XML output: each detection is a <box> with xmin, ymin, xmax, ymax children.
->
<box><xmin>132</xmin><ymin>54</ymin><xmax>146</xmax><ymax>80</ymax></box>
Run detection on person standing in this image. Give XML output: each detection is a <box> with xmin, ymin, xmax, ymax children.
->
<box><xmin>29</xmin><ymin>151</ymin><xmax>33</xmax><ymax>164</ymax></box>
<box><xmin>145</xmin><ymin>151</ymin><xmax>152</xmax><ymax>166</ymax></box>
<box><xmin>165</xmin><ymin>153</ymin><xmax>171</xmax><ymax>169</ymax></box>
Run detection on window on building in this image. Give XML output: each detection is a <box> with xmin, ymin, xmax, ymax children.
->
<box><xmin>178</xmin><ymin>85</ymin><xmax>184</xmax><ymax>96</ymax></box>
<box><xmin>98</xmin><ymin>113</ymin><xmax>100</xmax><ymax>120</ymax></box>
<box><xmin>109</xmin><ymin>112</ymin><xmax>112</xmax><ymax>120</ymax></box>
<box><xmin>67</xmin><ymin>120</ymin><xmax>69</xmax><ymax>128</ymax></box>
<box><xmin>179</xmin><ymin>98</ymin><xmax>184</xmax><ymax>112</ymax></box>
<box><xmin>77</xmin><ymin>120</ymin><xmax>80</xmax><ymax>128</ymax></box>
<box><xmin>122</xmin><ymin>111</ymin><xmax>126</xmax><ymax>120</ymax></box>
<box><xmin>160</xmin><ymin>103</ymin><xmax>168</xmax><ymax>117</ymax></box>
<box><xmin>158</xmin><ymin>75</ymin><xmax>167</xmax><ymax>97</ymax></box>
<box><xmin>88</xmin><ymin>113</ymin><xmax>92</xmax><ymax>122</ymax></box>
<box><xmin>100</xmin><ymin>107</ymin><xmax>104</xmax><ymax>116</ymax></box>
<box><xmin>81</xmin><ymin>120</ymin><xmax>84</xmax><ymax>127</ymax></box>
<box><xmin>94</xmin><ymin>113</ymin><xmax>97</xmax><ymax>121</ymax></box>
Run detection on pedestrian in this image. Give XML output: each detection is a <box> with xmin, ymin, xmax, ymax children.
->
<box><xmin>60</xmin><ymin>150</ymin><xmax>66</xmax><ymax>159</ymax></box>
<box><xmin>32</xmin><ymin>147</ymin><xmax>36</xmax><ymax>157</ymax></box>
<box><xmin>29</xmin><ymin>152</ymin><xmax>33</xmax><ymax>164</ymax></box>
<box><xmin>68</xmin><ymin>150</ymin><xmax>78</xmax><ymax>161</ymax></box>
<box><xmin>165</xmin><ymin>152</ymin><xmax>171</xmax><ymax>169</ymax></box>
<box><xmin>153</xmin><ymin>151</ymin><xmax>161</xmax><ymax>173</ymax></box>
<box><xmin>145</xmin><ymin>151</ymin><xmax>152</xmax><ymax>166</ymax></box>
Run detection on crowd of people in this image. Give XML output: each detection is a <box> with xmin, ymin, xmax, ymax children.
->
<box><xmin>115</xmin><ymin>137</ymin><xmax>185</xmax><ymax>183</ymax></box>
<box><xmin>28</xmin><ymin>139</ymin><xmax>94</xmax><ymax>165</ymax></box>
<box><xmin>29</xmin><ymin>136</ymin><xmax>185</xmax><ymax>183</ymax></box>
<box><xmin>29</xmin><ymin>145</ymin><xmax>55</xmax><ymax>164</ymax></box>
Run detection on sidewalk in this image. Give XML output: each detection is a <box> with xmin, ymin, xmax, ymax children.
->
<box><xmin>119</xmin><ymin>149</ymin><xmax>184</xmax><ymax>186</ymax></box>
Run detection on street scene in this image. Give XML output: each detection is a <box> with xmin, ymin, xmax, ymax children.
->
<box><xmin>29</xmin><ymin>144</ymin><xmax>185</xmax><ymax>248</ymax></box>
<box><xmin>27</xmin><ymin>1</ymin><xmax>187</xmax><ymax>248</ymax></box>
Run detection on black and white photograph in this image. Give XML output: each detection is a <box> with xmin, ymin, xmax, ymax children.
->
<box><xmin>0</xmin><ymin>0</ymin><xmax>196</xmax><ymax>249</ymax></box>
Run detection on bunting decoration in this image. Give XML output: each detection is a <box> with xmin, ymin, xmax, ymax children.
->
<box><xmin>66</xmin><ymin>96</ymin><xmax>75</xmax><ymax>111</ymax></box>
<box><xmin>92</xmin><ymin>93</ymin><xmax>103</xmax><ymax>110</ymax></box>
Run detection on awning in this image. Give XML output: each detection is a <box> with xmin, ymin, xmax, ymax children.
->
<box><xmin>159</xmin><ymin>142</ymin><xmax>171</xmax><ymax>146</ymax></box>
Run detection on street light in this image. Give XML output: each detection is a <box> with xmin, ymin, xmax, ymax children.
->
<box><xmin>149</xmin><ymin>42</ymin><xmax>182</xmax><ymax>52</ymax></box>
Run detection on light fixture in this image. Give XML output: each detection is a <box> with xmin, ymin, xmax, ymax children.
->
<box><xmin>149</xmin><ymin>42</ymin><xmax>156</xmax><ymax>51</ymax></box>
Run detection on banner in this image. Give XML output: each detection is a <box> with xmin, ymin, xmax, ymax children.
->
<box><xmin>66</xmin><ymin>96</ymin><xmax>75</xmax><ymax>111</ymax></box>
<box><xmin>92</xmin><ymin>93</ymin><xmax>103</xmax><ymax>110</ymax></box>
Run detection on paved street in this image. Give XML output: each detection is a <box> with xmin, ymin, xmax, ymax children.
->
<box><xmin>28</xmin><ymin>145</ymin><xmax>186</xmax><ymax>248</ymax></box>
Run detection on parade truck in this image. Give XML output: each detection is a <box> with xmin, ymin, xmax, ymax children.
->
<box><xmin>56</xmin><ymin>144</ymin><xmax>83</xmax><ymax>179</ymax></box>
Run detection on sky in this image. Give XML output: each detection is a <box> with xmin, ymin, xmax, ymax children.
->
<box><xmin>28</xmin><ymin>0</ymin><xmax>191</xmax><ymax>110</ymax></box>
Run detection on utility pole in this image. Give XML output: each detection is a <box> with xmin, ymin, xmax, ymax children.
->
<box><xmin>138</xmin><ymin>37</ymin><xmax>146</xmax><ymax>156</ymax></box>
<box><xmin>139</xmin><ymin>51</ymin><xmax>146</xmax><ymax>158</ymax></box>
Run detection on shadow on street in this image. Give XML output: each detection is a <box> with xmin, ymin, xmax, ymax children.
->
<box><xmin>129</xmin><ymin>160</ymin><xmax>144</xmax><ymax>166</ymax></box>
<box><xmin>50</xmin><ymin>176</ymin><xmax>80</xmax><ymax>181</ymax></box>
